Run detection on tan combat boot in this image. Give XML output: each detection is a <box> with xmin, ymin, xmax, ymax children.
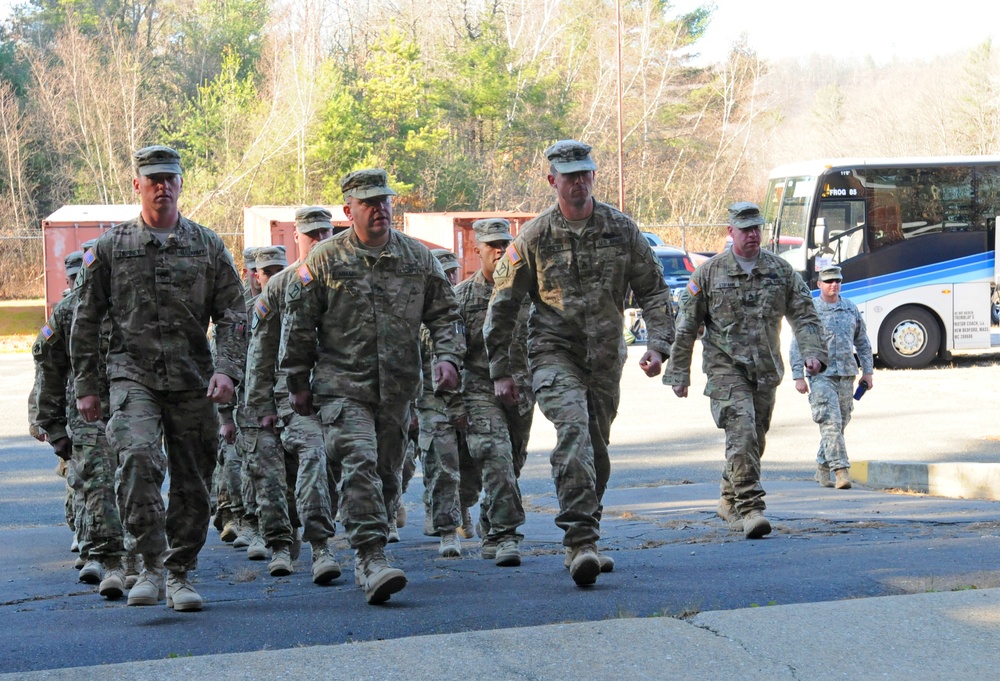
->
<box><xmin>123</xmin><ymin>551</ymin><xmax>141</xmax><ymax>589</ymax></box>
<box><xmin>834</xmin><ymin>468</ymin><xmax>852</xmax><ymax>489</ymax></box>
<box><xmin>354</xmin><ymin>544</ymin><xmax>406</xmax><ymax>604</ymax></box>
<box><xmin>457</xmin><ymin>507</ymin><xmax>475</xmax><ymax>539</ymax></box>
<box><xmin>99</xmin><ymin>560</ymin><xmax>126</xmax><ymax>600</ymax></box>
<box><xmin>743</xmin><ymin>510</ymin><xmax>772</xmax><ymax>539</ymax></box>
<box><xmin>569</xmin><ymin>543</ymin><xmax>601</xmax><ymax>587</ymax></box>
<box><xmin>78</xmin><ymin>559</ymin><xmax>102</xmax><ymax>585</ymax></box>
<box><xmin>438</xmin><ymin>531</ymin><xmax>461</xmax><ymax>558</ymax></box>
<box><xmin>387</xmin><ymin>516</ymin><xmax>400</xmax><ymax>543</ymax></box>
<box><xmin>220</xmin><ymin>516</ymin><xmax>239</xmax><ymax>543</ymax></box>
<box><xmin>166</xmin><ymin>571</ymin><xmax>203</xmax><ymax>612</ymax></box>
<box><xmin>481</xmin><ymin>538</ymin><xmax>498</xmax><ymax>560</ymax></box>
<box><xmin>127</xmin><ymin>555</ymin><xmax>165</xmax><ymax>606</ymax></box>
<box><xmin>564</xmin><ymin>546</ymin><xmax>613</xmax><ymax>571</ymax></box>
<box><xmin>423</xmin><ymin>507</ymin><xmax>437</xmax><ymax>537</ymax></box>
<box><xmin>716</xmin><ymin>498</ymin><xmax>744</xmax><ymax>532</ymax></box>
<box><xmin>816</xmin><ymin>464</ymin><xmax>834</xmax><ymax>488</ymax></box>
<box><xmin>268</xmin><ymin>544</ymin><xmax>293</xmax><ymax>577</ymax></box>
<box><xmin>232</xmin><ymin>520</ymin><xmax>252</xmax><ymax>549</ymax></box>
<box><xmin>395</xmin><ymin>503</ymin><xmax>407</xmax><ymax>528</ymax></box>
<box><xmin>494</xmin><ymin>539</ymin><xmax>521</xmax><ymax>567</ymax></box>
<box><xmin>311</xmin><ymin>540</ymin><xmax>342</xmax><ymax>585</ymax></box>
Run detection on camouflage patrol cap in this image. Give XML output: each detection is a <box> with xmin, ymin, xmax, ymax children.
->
<box><xmin>340</xmin><ymin>169</ymin><xmax>398</xmax><ymax>200</ymax></box>
<box><xmin>133</xmin><ymin>145</ymin><xmax>182</xmax><ymax>177</ymax></box>
<box><xmin>242</xmin><ymin>247</ymin><xmax>258</xmax><ymax>270</ymax></box>
<box><xmin>472</xmin><ymin>218</ymin><xmax>513</xmax><ymax>244</ymax></box>
<box><xmin>255</xmin><ymin>245</ymin><xmax>288</xmax><ymax>269</ymax></box>
<box><xmin>545</xmin><ymin>140</ymin><xmax>597</xmax><ymax>174</ymax></box>
<box><xmin>728</xmin><ymin>201</ymin><xmax>764</xmax><ymax>229</ymax></box>
<box><xmin>431</xmin><ymin>248</ymin><xmax>461</xmax><ymax>272</ymax></box>
<box><xmin>64</xmin><ymin>251</ymin><xmax>84</xmax><ymax>278</ymax></box>
<box><xmin>295</xmin><ymin>206</ymin><xmax>333</xmax><ymax>234</ymax></box>
<box><xmin>818</xmin><ymin>265</ymin><xmax>843</xmax><ymax>282</ymax></box>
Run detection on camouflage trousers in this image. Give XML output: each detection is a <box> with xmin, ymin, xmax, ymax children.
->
<box><xmin>277</xmin><ymin>404</ymin><xmax>338</xmax><ymax>544</ymax></box>
<box><xmin>807</xmin><ymin>374</ymin><xmax>854</xmax><ymax>471</ymax></box>
<box><xmin>416</xmin><ymin>396</ymin><xmax>461</xmax><ymax>534</ymax></box>
<box><xmin>317</xmin><ymin>396</ymin><xmax>409</xmax><ymax>549</ymax></box>
<box><xmin>708</xmin><ymin>376</ymin><xmax>777</xmax><ymax>515</ymax></box>
<box><xmin>456</xmin><ymin>430</ymin><xmax>480</xmax><ymax>511</ymax></box>
<box><xmin>532</xmin><ymin>358</ymin><xmax>620</xmax><ymax>547</ymax></box>
<box><xmin>215</xmin><ymin>436</ymin><xmax>246</xmax><ymax>520</ymax></box>
<box><xmin>238</xmin><ymin>426</ymin><xmax>295</xmax><ymax>548</ymax></box>
<box><xmin>463</xmin><ymin>392</ymin><xmax>526</xmax><ymax>541</ymax></box>
<box><xmin>68</xmin><ymin>421</ymin><xmax>125</xmax><ymax>560</ymax></box>
<box><xmin>106</xmin><ymin>378</ymin><xmax>216</xmax><ymax>573</ymax></box>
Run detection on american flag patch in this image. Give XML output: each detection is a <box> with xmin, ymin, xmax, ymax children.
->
<box><xmin>687</xmin><ymin>280</ymin><xmax>700</xmax><ymax>295</ymax></box>
<box><xmin>41</xmin><ymin>324</ymin><xmax>54</xmax><ymax>340</ymax></box>
<box><xmin>297</xmin><ymin>264</ymin><xmax>314</xmax><ymax>285</ymax></box>
<box><xmin>83</xmin><ymin>249</ymin><xmax>97</xmax><ymax>268</ymax></box>
<box><xmin>505</xmin><ymin>243</ymin><xmax>522</xmax><ymax>267</ymax></box>
<box><xmin>255</xmin><ymin>298</ymin><xmax>271</xmax><ymax>318</ymax></box>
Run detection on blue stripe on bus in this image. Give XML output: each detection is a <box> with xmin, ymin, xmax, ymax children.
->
<box><xmin>813</xmin><ymin>252</ymin><xmax>995</xmax><ymax>303</ymax></box>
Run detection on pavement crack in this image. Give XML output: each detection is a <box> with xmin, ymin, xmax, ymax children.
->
<box><xmin>1</xmin><ymin>589</ymin><xmax>95</xmax><ymax>607</ymax></box>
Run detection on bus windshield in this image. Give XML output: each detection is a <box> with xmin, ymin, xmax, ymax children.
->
<box><xmin>763</xmin><ymin>176</ymin><xmax>815</xmax><ymax>242</ymax></box>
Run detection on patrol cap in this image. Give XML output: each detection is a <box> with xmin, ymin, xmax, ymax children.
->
<box><xmin>545</xmin><ymin>140</ymin><xmax>597</xmax><ymax>174</ymax></box>
<box><xmin>728</xmin><ymin>201</ymin><xmax>764</xmax><ymax>229</ymax></box>
<box><xmin>472</xmin><ymin>218</ymin><xmax>513</xmax><ymax>244</ymax></box>
<box><xmin>340</xmin><ymin>169</ymin><xmax>398</xmax><ymax>200</ymax></box>
<box><xmin>242</xmin><ymin>247</ymin><xmax>258</xmax><ymax>270</ymax></box>
<box><xmin>133</xmin><ymin>144</ymin><xmax>182</xmax><ymax>177</ymax></box>
<box><xmin>818</xmin><ymin>265</ymin><xmax>843</xmax><ymax>282</ymax></box>
<box><xmin>431</xmin><ymin>248</ymin><xmax>460</xmax><ymax>272</ymax></box>
<box><xmin>295</xmin><ymin>206</ymin><xmax>333</xmax><ymax>234</ymax></box>
<box><xmin>64</xmin><ymin>251</ymin><xmax>84</xmax><ymax>278</ymax></box>
<box><xmin>255</xmin><ymin>245</ymin><xmax>288</xmax><ymax>269</ymax></box>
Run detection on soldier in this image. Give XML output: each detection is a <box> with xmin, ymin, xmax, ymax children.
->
<box><xmin>243</xmin><ymin>246</ymin><xmax>261</xmax><ymax>297</ymax></box>
<box><xmin>790</xmin><ymin>265</ymin><xmax>874</xmax><ymax>490</ymax></box>
<box><xmin>280</xmin><ymin>169</ymin><xmax>465</xmax><ymax>604</ymax></box>
<box><xmin>484</xmin><ymin>141</ymin><xmax>674</xmax><ymax>587</ymax></box>
<box><xmin>667</xmin><ymin>201</ymin><xmax>828</xmax><ymax>539</ymax></box>
<box><xmin>246</xmin><ymin>207</ymin><xmax>341</xmax><ymax>585</ymax></box>
<box><xmin>455</xmin><ymin>219</ymin><xmax>531</xmax><ymax>565</ymax></box>
<box><xmin>71</xmin><ymin>144</ymin><xmax>247</xmax><ymax>611</ymax></box>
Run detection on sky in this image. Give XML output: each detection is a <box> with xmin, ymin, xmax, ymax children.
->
<box><xmin>673</xmin><ymin>0</ymin><xmax>1000</xmax><ymax>65</ymax></box>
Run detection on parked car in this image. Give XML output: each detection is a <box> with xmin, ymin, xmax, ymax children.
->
<box><xmin>642</xmin><ymin>231</ymin><xmax>665</xmax><ymax>247</ymax></box>
<box><xmin>653</xmin><ymin>245</ymin><xmax>696</xmax><ymax>316</ymax></box>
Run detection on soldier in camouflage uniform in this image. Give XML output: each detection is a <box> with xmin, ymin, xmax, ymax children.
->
<box><xmin>667</xmin><ymin>202</ymin><xmax>828</xmax><ymax>540</ymax></box>
<box><xmin>280</xmin><ymin>169</ymin><xmax>465</xmax><ymax>604</ymax></box>
<box><xmin>246</xmin><ymin>207</ymin><xmax>341</xmax><ymax>586</ymax></box>
<box><xmin>790</xmin><ymin>265</ymin><xmax>874</xmax><ymax>490</ymax></box>
<box><xmin>455</xmin><ymin>219</ymin><xmax>532</xmax><ymax>566</ymax></box>
<box><xmin>71</xmin><ymin>145</ymin><xmax>247</xmax><ymax>612</ymax></box>
<box><xmin>484</xmin><ymin>141</ymin><xmax>674</xmax><ymax>587</ymax></box>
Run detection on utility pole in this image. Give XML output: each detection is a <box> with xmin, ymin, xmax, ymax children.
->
<box><xmin>616</xmin><ymin>0</ymin><xmax>625</xmax><ymax>212</ymax></box>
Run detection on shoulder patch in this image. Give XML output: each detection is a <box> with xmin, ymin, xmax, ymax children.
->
<box><xmin>297</xmin><ymin>264</ymin><xmax>314</xmax><ymax>286</ymax></box>
<box><xmin>255</xmin><ymin>298</ymin><xmax>271</xmax><ymax>319</ymax></box>
<box><xmin>83</xmin><ymin>249</ymin><xmax>98</xmax><ymax>269</ymax></box>
<box><xmin>687</xmin><ymin>280</ymin><xmax>700</xmax><ymax>296</ymax></box>
<box><xmin>505</xmin><ymin>243</ymin><xmax>523</xmax><ymax>268</ymax></box>
<box><xmin>40</xmin><ymin>324</ymin><xmax>54</xmax><ymax>340</ymax></box>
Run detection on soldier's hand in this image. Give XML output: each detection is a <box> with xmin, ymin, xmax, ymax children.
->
<box><xmin>50</xmin><ymin>436</ymin><xmax>72</xmax><ymax>461</ymax></box>
<box><xmin>76</xmin><ymin>395</ymin><xmax>103</xmax><ymax>423</ymax></box>
<box><xmin>433</xmin><ymin>361</ymin><xmax>460</xmax><ymax>392</ymax></box>
<box><xmin>219</xmin><ymin>422</ymin><xmax>236</xmax><ymax>445</ymax></box>
<box><xmin>207</xmin><ymin>373</ymin><xmax>235</xmax><ymax>404</ymax></box>
<box><xmin>259</xmin><ymin>414</ymin><xmax>279</xmax><ymax>433</ymax></box>
<box><xmin>861</xmin><ymin>373</ymin><xmax>874</xmax><ymax>390</ymax></box>
<box><xmin>494</xmin><ymin>377</ymin><xmax>520</xmax><ymax>407</ymax></box>
<box><xmin>639</xmin><ymin>350</ymin><xmax>664</xmax><ymax>377</ymax></box>
<box><xmin>289</xmin><ymin>390</ymin><xmax>314</xmax><ymax>416</ymax></box>
<box><xmin>672</xmin><ymin>385</ymin><xmax>688</xmax><ymax>398</ymax></box>
<box><xmin>794</xmin><ymin>378</ymin><xmax>809</xmax><ymax>395</ymax></box>
<box><xmin>804</xmin><ymin>358</ymin><xmax>823</xmax><ymax>376</ymax></box>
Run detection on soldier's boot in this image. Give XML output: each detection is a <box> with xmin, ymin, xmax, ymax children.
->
<box><xmin>247</xmin><ymin>528</ymin><xmax>268</xmax><ymax>561</ymax></box>
<box><xmin>834</xmin><ymin>468</ymin><xmax>852</xmax><ymax>490</ymax></box>
<box><xmin>395</xmin><ymin>503</ymin><xmax>407</xmax><ymax>528</ymax></box>
<box><xmin>73</xmin><ymin>553</ymin><xmax>86</xmax><ymax>570</ymax></box>
<box><xmin>597</xmin><ymin>547</ymin><xmax>615</xmax><ymax>573</ymax></box>
<box><xmin>212</xmin><ymin>507</ymin><xmax>229</xmax><ymax>533</ymax></box>
<box><xmin>99</xmin><ymin>560</ymin><xmax>126</xmax><ymax>600</ymax></box>
<box><xmin>70</xmin><ymin>533</ymin><xmax>79</xmax><ymax>553</ymax></box>
<box><xmin>480</xmin><ymin>538</ymin><xmax>498</xmax><ymax>560</ymax></box>
<box><xmin>78</xmin><ymin>559</ymin><xmax>102</xmax><ymax>585</ymax></box>
<box><xmin>354</xmin><ymin>544</ymin><xmax>407</xmax><ymax>605</ymax></box>
<box><xmin>166</xmin><ymin>571</ymin><xmax>203</xmax><ymax>612</ymax></box>
<box><xmin>311</xmin><ymin>540</ymin><xmax>342</xmax><ymax>585</ymax></box>
<box><xmin>220</xmin><ymin>516</ymin><xmax>239</xmax><ymax>543</ymax></box>
<box><xmin>743</xmin><ymin>510</ymin><xmax>772</xmax><ymax>540</ymax></box>
<box><xmin>457</xmin><ymin>507</ymin><xmax>475</xmax><ymax>539</ymax></box>
<box><xmin>568</xmin><ymin>543</ymin><xmax>601</xmax><ymax>587</ymax></box>
<box><xmin>232</xmin><ymin>520</ymin><xmax>252</xmax><ymax>549</ymax></box>
<box><xmin>816</xmin><ymin>464</ymin><xmax>834</xmax><ymax>488</ymax></box>
<box><xmin>289</xmin><ymin>528</ymin><xmax>302</xmax><ymax>561</ymax></box>
<box><xmin>495</xmin><ymin>539</ymin><xmax>521</xmax><ymax>567</ymax></box>
<box><xmin>716</xmin><ymin>498</ymin><xmax>744</xmax><ymax>532</ymax></box>
<box><xmin>123</xmin><ymin>551</ymin><xmax>141</xmax><ymax>589</ymax></box>
<box><xmin>127</xmin><ymin>556</ymin><xmax>166</xmax><ymax>606</ymax></box>
<box><xmin>387</xmin><ymin>516</ymin><xmax>400</xmax><ymax>544</ymax></box>
<box><xmin>268</xmin><ymin>544</ymin><xmax>293</xmax><ymax>577</ymax></box>
<box><xmin>422</xmin><ymin>507</ymin><xmax>436</xmax><ymax>537</ymax></box>
<box><xmin>438</xmin><ymin>531</ymin><xmax>461</xmax><ymax>558</ymax></box>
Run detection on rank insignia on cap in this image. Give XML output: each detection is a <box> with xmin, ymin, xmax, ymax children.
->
<box><xmin>255</xmin><ymin>298</ymin><xmax>271</xmax><ymax>319</ymax></box>
<box><xmin>297</xmin><ymin>264</ymin><xmax>314</xmax><ymax>286</ymax></box>
<box><xmin>83</xmin><ymin>249</ymin><xmax>97</xmax><ymax>269</ymax></box>
<box><xmin>505</xmin><ymin>243</ymin><xmax>523</xmax><ymax>267</ymax></box>
<box><xmin>687</xmin><ymin>280</ymin><xmax>700</xmax><ymax>296</ymax></box>
<box><xmin>41</xmin><ymin>324</ymin><xmax>54</xmax><ymax>340</ymax></box>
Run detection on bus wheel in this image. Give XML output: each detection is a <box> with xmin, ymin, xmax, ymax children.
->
<box><xmin>878</xmin><ymin>306</ymin><xmax>941</xmax><ymax>369</ymax></box>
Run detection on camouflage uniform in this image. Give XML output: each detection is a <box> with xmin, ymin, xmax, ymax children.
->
<box><xmin>455</xmin><ymin>269</ymin><xmax>532</xmax><ymax>541</ymax></box>
<box><xmin>71</xmin><ymin>214</ymin><xmax>247</xmax><ymax>573</ymax></box>
<box><xmin>667</xmin><ymin>247</ymin><xmax>828</xmax><ymax>514</ymax></box>
<box><xmin>790</xmin><ymin>291</ymin><xmax>873</xmax><ymax>472</ymax></box>
<box><xmin>485</xmin><ymin>201</ymin><xmax>673</xmax><ymax>548</ymax></box>
<box><xmin>280</xmin><ymin>228</ymin><xmax>466</xmax><ymax>550</ymax></box>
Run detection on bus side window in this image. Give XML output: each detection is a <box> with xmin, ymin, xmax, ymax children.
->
<box><xmin>869</xmin><ymin>191</ymin><xmax>903</xmax><ymax>250</ymax></box>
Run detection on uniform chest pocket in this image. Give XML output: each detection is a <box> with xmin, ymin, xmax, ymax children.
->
<box><xmin>389</xmin><ymin>274</ymin><xmax>426</xmax><ymax>320</ymax></box>
<box><xmin>167</xmin><ymin>249</ymin><xmax>210</xmax><ymax>300</ymax></box>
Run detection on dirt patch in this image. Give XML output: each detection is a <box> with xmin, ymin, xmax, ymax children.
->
<box><xmin>0</xmin><ymin>300</ymin><xmax>45</xmax><ymax>354</ymax></box>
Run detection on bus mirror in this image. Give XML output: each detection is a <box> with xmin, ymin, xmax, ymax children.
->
<box><xmin>812</xmin><ymin>217</ymin><xmax>829</xmax><ymax>247</ymax></box>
